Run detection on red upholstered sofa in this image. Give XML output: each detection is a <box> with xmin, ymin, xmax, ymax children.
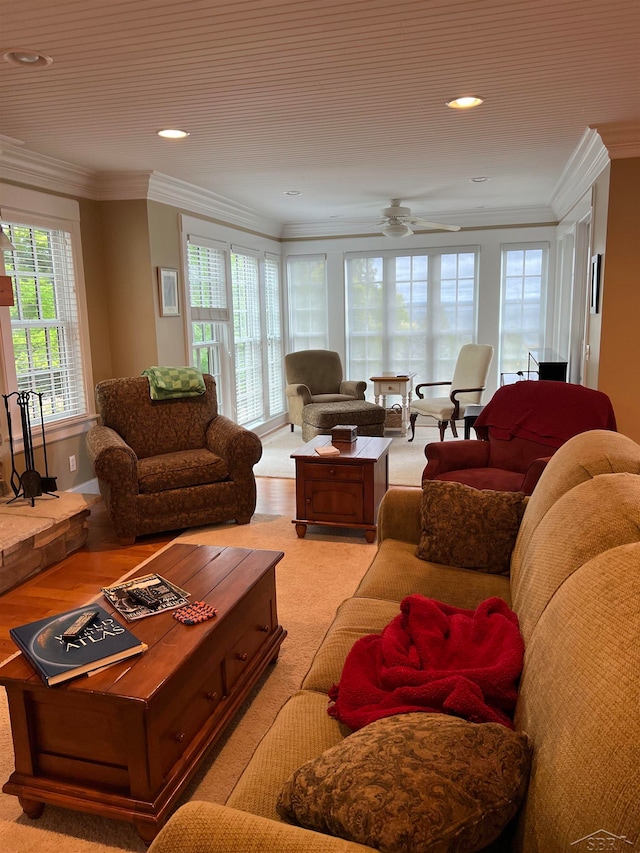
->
<box><xmin>422</xmin><ymin>380</ymin><xmax>617</xmax><ymax>494</ymax></box>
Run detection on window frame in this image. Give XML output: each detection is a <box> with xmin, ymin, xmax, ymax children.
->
<box><xmin>182</xmin><ymin>222</ymin><xmax>285</xmax><ymax>430</ymax></box>
<box><xmin>286</xmin><ymin>253</ymin><xmax>328</xmax><ymax>352</ymax></box>
<box><xmin>0</xmin><ymin>186</ymin><xmax>95</xmax><ymax>448</ymax></box>
<box><xmin>499</xmin><ymin>241</ymin><xmax>550</xmax><ymax>378</ymax></box>
<box><xmin>344</xmin><ymin>246</ymin><xmax>480</xmax><ymax>385</ymax></box>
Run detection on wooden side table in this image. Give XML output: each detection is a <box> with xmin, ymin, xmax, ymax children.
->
<box><xmin>370</xmin><ymin>373</ymin><xmax>416</xmax><ymax>437</ymax></box>
<box><xmin>291</xmin><ymin>435</ymin><xmax>392</xmax><ymax>543</ymax></box>
<box><xmin>463</xmin><ymin>404</ymin><xmax>485</xmax><ymax>439</ymax></box>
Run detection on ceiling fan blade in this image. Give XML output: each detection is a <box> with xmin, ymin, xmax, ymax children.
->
<box><xmin>410</xmin><ymin>218</ymin><xmax>461</xmax><ymax>231</ymax></box>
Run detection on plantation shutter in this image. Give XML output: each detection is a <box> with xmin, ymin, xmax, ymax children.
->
<box><xmin>264</xmin><ymin>253</ymin><xmax>284</xmax><ymax>418</ymax></box>
<box><xmin>231</xmin><ymin>247</ymin><xmax>263</xmax><ymax>425</ymax></box>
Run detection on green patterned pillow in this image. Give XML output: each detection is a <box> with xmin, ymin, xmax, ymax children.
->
<box><xmin>277</xmin><ymin>713</ymin><xmax>530</xmax><ymax>853</ymax></box>
<box><xmin>417</xmin><ymin>480</ymin><xmax>526</xmax><ymax>574</ymax></box>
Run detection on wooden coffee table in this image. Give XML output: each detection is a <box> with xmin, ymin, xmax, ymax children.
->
<box><xmin>291</xmin><ymin>435</ymin><xmax>392</xmax><ymax>543</ymax></box>
<box><xmin>0</xmin><ymin>543</ymin><xmax>286</xmax><ymax>842</ymax></box>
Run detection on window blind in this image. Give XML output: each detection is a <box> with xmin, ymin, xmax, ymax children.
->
<box><xmin>187</xmin><ymin>239</ymin><xmax>229</xmax><ymax>321</ymax></box>
<box><xmin>345</xmin><ymin>249</ymin><xmax>479</xmax><ymax>384</ymax></box>
<box><xmin>231</xmin><ymin>250</ymin><xmax>263</xmax><ymax>425</ymax></box>
<box><xmin>286</xmin><ymin>254</ymin><xmax>328</xmax><ymax>350</ymax></box>
<box><xmin>2</xmin><ymin>221</ymin><xmax>87</xmax><ymax>423</ymax></box>
<box><xmin>500</xmin><ymin>244</ymin><xmax>548</xmax><ymax>375</ymax></box>
<box><xmin>264</xmin><ymin>254</ymin><xmax>284</xmax><ymax>418</ymax></box>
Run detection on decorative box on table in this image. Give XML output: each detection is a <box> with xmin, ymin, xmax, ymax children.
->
<box><xmin>331</xmin><ymin>424</ymin><xmax>358</xmax><ymax>443</ymax></box>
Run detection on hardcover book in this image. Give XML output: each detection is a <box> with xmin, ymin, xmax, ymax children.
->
<box><xmin>9</xmin><ymin>604</ymin><xmax>147</xmax><ymax>686</ymax></box>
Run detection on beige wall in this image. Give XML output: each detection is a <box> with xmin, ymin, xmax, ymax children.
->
<box><xmin>596</xmin><ymin>157</ymin><xmax>640</xmax><ymax>441</ymax></box>
<box><xmin>100</xmin><ymin>199</ymin><xmax>158</xmax><ymax>377</ymax></box>
<box><xmin>79</xmin><ymin>198</ymin><xmax>112</xmax><ymax>385</ymax></box>
<box><xmin>147</xmin><ymin>201</ymin><xmax>189</xmax><ymax>366</ymax></box>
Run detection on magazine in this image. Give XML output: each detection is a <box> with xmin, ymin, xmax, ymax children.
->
<box><xmin>101</xmin><ymin>573</ymin><xmax>191</xmax><ymax>621</ymax></box>
<box><xmin>10</xmin><ymin>604</ymin><xmax>147</xmax><ymax>686</ymax></box>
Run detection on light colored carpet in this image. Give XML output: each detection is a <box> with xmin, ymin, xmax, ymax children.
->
<box><xmin>0</xmin><ymin>513</ymin><xmax>377</xmax><ymax>853</ymax></box>
<box><xmin>255</xmin><ymin>424</ymin><xmax>455</xmax><ymax>486</ymax></box>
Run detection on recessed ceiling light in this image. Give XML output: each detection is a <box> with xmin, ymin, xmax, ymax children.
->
<box><xmin>470</xmin><ymin>176</ymin><xmax>491</xmax><ymax>183</ymax></box>
<box><xmin>3</xmin><ymin>48</ymin><xmax>53</xmax><ymax>68</ymax></box>
<box><xmin>446</xmin><ymin>96</ymin><xmax>484</xmax><ymax>110</ymax></box>
<box><xmin>157</xmin><ymin>129</ymin><xmax>190</xmax><ymax>139</ymax></box>
<box><xmin>283</xmin><ymin>190</ymin><xmax>302</xmax><ymax>196</ymax></box>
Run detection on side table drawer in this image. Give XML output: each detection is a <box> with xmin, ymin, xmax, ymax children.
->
<box><xmin>380</xmin><ymin>380</ymin><xmax>405</xmax><ymax>394</ymax></box>
<box><xmin>301</xmin><ymin>461</ymin><xmax>364</xmax><ymax>482</ymax></box>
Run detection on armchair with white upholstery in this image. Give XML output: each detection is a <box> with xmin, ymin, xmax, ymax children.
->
<box><xmin>409</xmin><ymin>343</ymin><xmax>494</xmax><ymax>441</ymax></box>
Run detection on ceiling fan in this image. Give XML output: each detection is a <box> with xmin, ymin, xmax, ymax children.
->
<box><xmin>378</xmin><ymin>199</ymin><xmax>461</xmax><ymax>237</ymax></box>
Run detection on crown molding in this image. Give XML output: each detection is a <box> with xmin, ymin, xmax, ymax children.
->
<box><xmin>549</xmin><ymin>127</ymin><xmax>610</xmax><ymax>221</ymax></box>
<box><xmin>94</xmin><ymin>170</ymin><xmax>281</xmax><ymax>237</ymax></box>
<box><xmin>0</xmin><ymin>140</ymin><xmax>282</xmax><ymax>237</ymax></box>
<box><xmin>281</xmin><ymin>205</ymin><xmax>557</xmax><ymax>239</ymax></box>
<box><xmin>0</xmin><ymin>138</ymin><xmax>96</xmax><ymax>198</ymax></box>
<box><xmin>592</xmin><ymin>120</ymin><xmax>640</xmax><ymax>159</ymax></box>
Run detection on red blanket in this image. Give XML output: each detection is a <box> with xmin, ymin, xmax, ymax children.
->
<box><xmin>474</xmin><ymin>380</ymin><xmax>617</xmax><ymax>448</ymax></box>
<box><xmin>328</xmin><ymin>595</ymin><xmax>524</xmax><ymax>730</ymax></box>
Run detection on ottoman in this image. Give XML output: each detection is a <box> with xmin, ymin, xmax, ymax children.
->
<box><xmin>301</xmin><ymin>400</ymin><xmax>386</xmax><ymax>442</ymax></box>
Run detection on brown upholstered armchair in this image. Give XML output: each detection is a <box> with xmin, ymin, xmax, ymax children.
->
<box><xmin>86</xmin><ymin>375</ymin><xmax>262</xmax><ymax>544</ymax></box>
<box><xmin>285</xmin><ymin>349</ymin><xmax>367</xmax><ymax>430</ymax></box>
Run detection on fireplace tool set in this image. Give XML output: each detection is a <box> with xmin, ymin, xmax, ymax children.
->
<box><xmin>2</xmin><ymin>390</ymin><xmax>58</xmax><ymax>506</ymax></box>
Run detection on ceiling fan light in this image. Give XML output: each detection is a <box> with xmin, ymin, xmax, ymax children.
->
<box><xmin>382</xmin><ymin>222</ymin><xmax>413</xmax><ymax>238</ymax></box>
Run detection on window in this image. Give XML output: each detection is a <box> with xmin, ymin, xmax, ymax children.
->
<box><xmin>264</xmin><ymin>254</ymin><xmax>284</xmax><ymax>419</ymax></box>
<box><xmin>1</xmin><ymin>219</ymin><xmax>88</xmax><ymax>424</ymax></box>
<box><xmin>500</xmin><ymin>244</ymin><xmax>548</xmax><ymax>375</ymax></box>
<box><xmin>231</xmin><ymin>249</ymin><xmax>263</xmax><ymax>425</ymax></box>
<box><xmin>287</xmin><ymin>254</ymin><xmax>327</xmax><ymax>350</ymax></box>
<box><xmin>345</xmin><ymin>249</ymin><xmax>479</xmax><ymax>384</ymax></box>
<box><xmin>185</xmin><ymin>230</ymin><xmax>284</xmax><ymax>428</ymax></box>
<box><xmin>186</xmin><ymin>236</ymin><xmax>229</xmax><ymax>403</ymax></box>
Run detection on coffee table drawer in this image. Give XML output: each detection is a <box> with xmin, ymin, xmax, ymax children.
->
<box><xmin>155</xmin><ymin>664</ymin><xmax>224</xmax><ymax>777</ymax></box>
<box><xmin>224</xmin><ymin>597</ymin><xmax>273</xmax><ymax>692</ymax></box>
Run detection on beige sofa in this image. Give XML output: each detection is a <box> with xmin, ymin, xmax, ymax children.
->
<box><xmin>150</xmin><ymin>429</ymin><xmax>639</xmax><ymax>852</ymax></box>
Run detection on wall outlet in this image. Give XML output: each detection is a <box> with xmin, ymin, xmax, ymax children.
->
<box><xmin>69</xmin><ymin>455</ymin><xmax>77</xmax><ymax>472</ymax></box>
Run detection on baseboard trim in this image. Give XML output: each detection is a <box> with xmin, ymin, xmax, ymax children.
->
<box><xmin>68</xmin><ymin>478</ymin><xmax>100</xmax><ymax>494</ymax></box>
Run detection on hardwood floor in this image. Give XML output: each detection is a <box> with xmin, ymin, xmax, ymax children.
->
<box><xmin>0</xmin><ymin>477</ymin><xmax>296</xmax><ymax>661</ymax></box>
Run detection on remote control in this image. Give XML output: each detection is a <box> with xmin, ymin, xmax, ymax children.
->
<box><xmin>62</xmin><ymin>610</ymin><xmax>100</xmax><ymax>641</ymax></box>
<box><xmin>128</xmin><ymin>586</ymin><xmax>162</xmax><ymax>610</ymax></box>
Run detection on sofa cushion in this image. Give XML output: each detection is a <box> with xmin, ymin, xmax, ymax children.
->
<box><xmin>354</xmin><ymin>539</ymin><xmax>511</xmax><ymax>609</ymax></box>
<box><xmin>277</xmin><ymin>712</ymin><xmax>531</xmax><ymax>853</ymax></box>
<box><xmin>227</xmin><ymin>690</ymin><xmax>347</xmax><ymax>822</ymax></box>
<box><xmin>137</xmin><ymin>448</ymin><xmax>229</xmax><ymax>493</ymax></box>
<box><xmin>417</xmin><ymin>480</ymin><xmax>526</xmax><ymax>575</ymax></box>
<box><xmin>437</xmin><ymin>467</ymin><xmax>527</xmax><ymax>492</ymax></box>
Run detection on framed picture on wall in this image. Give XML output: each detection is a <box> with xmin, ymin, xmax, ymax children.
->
<box><xmin>590</xmin><ymin>254</ymin><xmax>601</xmax><ymax>314</ymax></box>
<box><xmin>158</xmin><ymin>268</ymin><xmax>180</xmax><ymax>316</ymax></box>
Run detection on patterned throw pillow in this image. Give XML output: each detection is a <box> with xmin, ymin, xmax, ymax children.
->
<box><xmin>277</xmin><ymin>712</ymin><xmax>531</xmax><ymax>853</ymax></box>
<box><xmin>416</xmin><ymin>480</ymin><xmax>526</xmax><ymax>574</ymax></box>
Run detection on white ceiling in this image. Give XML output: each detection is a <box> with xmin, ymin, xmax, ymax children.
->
<box><xmin>1</xmin><ymin>0</ymin><xmax>640</xmax><ymax>235</ymax></box>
